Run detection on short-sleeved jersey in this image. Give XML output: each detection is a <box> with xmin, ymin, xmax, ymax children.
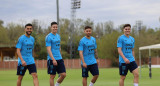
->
<box><xmin>78</xmin><ymin>36</ymin><xmax>97</xmax><ymax>65</ymax></box>
<box><xmin>16</xmin><ymin>35</ymin><xmax>35</xmax><ymax>65</ymax></box>
<box><xmin>117</xmin><ymin>34</ymin><xmax>135</xmax><ymax>63</ymax></box>
<box><xmin>45</xmin><ymin>33</ymin><xmax>62</xmax><ymax>60</ymax></box>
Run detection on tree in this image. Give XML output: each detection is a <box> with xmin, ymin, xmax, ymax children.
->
<box><xmin>6</xmin><ymin>23</ymin><xmax>24</xmax><ymax>44</ymax></box>
<box><xmin>103</xmin><ymin>21</ymin><xmax>114</xmax><ymax>34</ymax></box>
<box><xmin>95</xmin><ymin>23</ymin><xmax>103</xmax><ymax>39</ymax></box>
<box><xmin>97</xmin><ymin>31</ymin><xmax>121</xmax><ymax>66</ymax></box>
<box><xmin>0</xmin><ymin>20</ymin><xmax>9</xmax><ymax>44</ymax></box>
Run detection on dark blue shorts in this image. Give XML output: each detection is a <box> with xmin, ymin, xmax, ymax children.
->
<box><xmin>119</xmin><ymin>61</ymin><xmax>138</xmax><ymax>76</ymax></box>
<box><xmin>81</xmin><ymin>63</ymin><xmax>99</xmax><ymax>77</ymax></box>
<box><xmin>17</xmin><ymin>64</ymin><xmax>37</xmax><ymax>76</ymax></box>
<box><xmin>47</xmin><ymin>59</ymin><xmax>66</xmax><ymax>75</ymax></box>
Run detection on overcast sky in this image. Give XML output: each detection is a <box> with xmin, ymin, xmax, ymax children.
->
<box><xmin>0</xmin><ymin>0</ymin><xmax>160</xmax><ymax>28</ymax></box>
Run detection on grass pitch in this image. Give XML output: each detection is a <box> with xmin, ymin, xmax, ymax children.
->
<box><xmin>0</xmin><ymin>68</ymin><xmax>160</xmax><ymax>86</ymax></box>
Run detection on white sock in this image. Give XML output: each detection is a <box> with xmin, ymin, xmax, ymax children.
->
<box><xmin>55</xmin><ymin>82</ymin><xmax>60</xmax><ymax>86</ymax></box>
<box><xmin>89</xmin><ymin>82</ymin><xmax>94</xmax><ymax>86</ymax></box>
<box><xmin>134</xmin><ymin>83</ymin><xmax>138</xmax><ymax>86</ymax></box>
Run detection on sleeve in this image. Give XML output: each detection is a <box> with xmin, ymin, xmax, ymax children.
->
<box><xmin>78</xmin><ymin>40</ymin><xmax>84</xmax><ymax>51</ymax></box>
<box><xmin>45</xmin><ymin>36</ymin><xmax>52</xmax><ymax>47</ymax></box>
<box><xmin>117</xmin><ymin>36</ymin><xmax>123</xmax><ymax>48</ymax></box>
<box><xmin>94</xmin><ymin>38</ymin><xmax>97</xmax><ymax>49</ymax></box>
<box><xmin>16</xmin><ymin>37</ymin><xmax>23</xmax><ymax>49</ymax></box>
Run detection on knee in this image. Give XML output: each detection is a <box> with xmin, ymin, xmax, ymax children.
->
<box><xmin>120</xmin><ymin>76</ymin><xmax>126</xmax><ymax>80</ymax></box>
<box><xmin>60</xmin><ymin>73</ymin><xmax>66</xmax><ymax>78</ymax></box>
<box><xmin>50</xmin><ymin>75</ymin><xmax>56</xmax><ymax>79</ymax></box>
<box><xmin>32</xmin><ymin>73</ymin><xmax>38</xmax><ymax>79</ymax></box>
<box><xmin>134</xmin><ymin>72</ymin><xmax>139</xmax><ymax>78</ymax></box>
<box><xmin>18</xmin><ymin>76</ymin><xmax>23</xmax><ymax>81</ymax></box>
<box><xmin>94</xmin><ymin>75</ymin><xmax>99</xmax><ymax>78</ymax></box>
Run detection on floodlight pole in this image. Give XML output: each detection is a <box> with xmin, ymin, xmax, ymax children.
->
<box><xmin>57</xmin><ymin>0</ymin><xmax>60</xmax><ymax>34</ymax></box>
<box><xmin>70</xmin><ymin>0</ymin><xmax>81</xmax><ymax>59</ymax></box>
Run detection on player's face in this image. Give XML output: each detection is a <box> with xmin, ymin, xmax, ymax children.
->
<box><xmin>123</xmin><ymin>26</ymin><xmax>131</xmax><ymax>35</ymax></box>
<box><xmin>51</xmin><ymin>24</ymin><xmax>58</xmax><ymax>34</ymax></box>
<box><xmin>25</xmin><ymin>26</ymin><xmax>33</xmax><ymax>35</ymax></box>
<box><xmin>84</xmin><ymin>28</ymin><xmax>92</xmax><ymax>37</ymax></box>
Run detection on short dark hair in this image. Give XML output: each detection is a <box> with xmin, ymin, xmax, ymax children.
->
<box><xmin>25</xmin><ymin>23</ymin><xmax>32</xmax><ymax>28</ymax></box>
<box><xmin>51</xmin><ymin>22</ymin><xmax>58</xmax><ymax>26</ymax></box>
<box><xmin>84</xmin><ymin>26</ymin><xmax>92</xmax><ymax>30</ymax></box>
<box><xmin>123</xmin><ymin>24</ymin><xmax>131</xmax><ymax>29</ymax></box>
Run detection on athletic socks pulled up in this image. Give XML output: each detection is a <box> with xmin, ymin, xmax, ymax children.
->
<box><xmin>89</xmin><ymin>82</ymin><xmax>94</xmax><ymax>86</ymax></box>
<box><xmin>134</xmin><ymin>83</ymin><xmax>138</xmax><ymax>86</ymax></box>
<box><xmin>55</xmin><ymin>82</ymin><xmax>60</xmax><ymax>86</ymax></box>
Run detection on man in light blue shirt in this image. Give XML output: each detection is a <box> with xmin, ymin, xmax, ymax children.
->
<box><xmin>117</xmin><ymin>24</ymin><xmax>139</xmax><ymax>86</ymax></box>
<box><xmin>78</xmin><ymin>26</ymin><xmax>99</xmax><ymax>86</ymax></box>
<box><xmin>45</xmin><ymin>22</ymin><xmax>66</xmax><ymax>86</ymax></box>
<box><xmin>16</xmin><ymin>23</ymin><xmax>39</xmax><ymax>86</ymax></box>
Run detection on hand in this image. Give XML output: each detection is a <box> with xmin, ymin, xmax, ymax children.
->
<box><xmin>52</xmin><ymin>60</ymin><xmax>57</xmax><ymax>66</ymax></box>
<box><xmin>96</xmin><ymin>59</ymin><xmax>99</xmax><ymax>66</ymax></box>
<box><xmin>82</xmin><ymin>63</ymin><xmax>87</xmax><ymax>68</ymax></box>
<box><xmin>124</xmin><ymin>58</ymin><xmax>130</xmax><ymax>64</ymax></box>
<box><xmin>22</xmin><ymin>60</ymin><xmax>27</xmax><ymax>66</ymax></box>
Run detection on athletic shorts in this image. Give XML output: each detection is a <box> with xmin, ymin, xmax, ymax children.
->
<box><xmin>81</xmin><ymin>63</ymin><xmax>99</xmax><ymax>77</ymax></box>
<box><xmin>17</xmin><ymin>64</ymin><xmax>37</xmax><ymax>76</ymax></box>
<box><xmin>119</xmin><ymin>61</ymin><xmax>138</xmax><ymax>76</ymax></box>
<box><xmin>47</xmin><ymin>59</ymin><xmax>66</xmax><ymax>75</ymax></box>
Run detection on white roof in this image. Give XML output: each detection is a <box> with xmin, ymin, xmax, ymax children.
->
<box><xmin>139</xmin><ymin>44</ymin><xmax>160</xmax><ymax>50</ymax></box>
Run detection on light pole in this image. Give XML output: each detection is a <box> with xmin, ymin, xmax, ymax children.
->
<box><xmin>69</xmin><ymin>0</ymin><xmax>81</xmax><ymax>59</ymax></box>
<box><xmin>56</xmin><ymin>0</ymin><xmax>60</xmax><ymax>34</ymax></box>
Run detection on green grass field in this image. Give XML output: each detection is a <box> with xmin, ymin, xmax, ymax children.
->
<box><xmin>0</xmin><ymin>68</ymin><xmax>160</xmax><ymax>86</ymax></box>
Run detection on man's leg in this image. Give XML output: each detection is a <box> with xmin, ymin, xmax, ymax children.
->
<box><xmin>91</xmin><ymin>75</ymin><xmax>99</xmax><ymax>83</ymax></box>
<box><xmin>55</xmin><ymin>73</ymin><xmax>66</xmax><ymax>86</ymax></box>
<box><xmin>89</xmin><ymin>75</ymin><xmax>99</xmax><ymax>86</ymax></box>
<box><xmin>28</xmin><ymin>64</ymin><xmax>39</xmax><ymax>86</ymax></box>
<box><xmin>132</xmin><ymin>68</ymin><xmax>139</xmax><ymax>86</ymax></box>
<box><xmin>47</xmin><ymin>60</ymin><xmax>57</xmax><ymax>86</ymax></box>
<box><xmin>50</xmin><ymin>74</ymin><xmax>56</xmax><ymax>86</ymax></box>
<box><xmin>89</xmin><ymin>63</ymin><xmax>99</xmax><ymax>86</ymax></box>
<box><xmin>119</xmin><ymin>75</ymin><xmax>126</xmax><ymax>86</ymax></box>
<box><xmin>119</xmin><ymin>63</ymin><xmax>128</xmax><ymax>86</ymax></box>
<box><xmin>17</xmin><ymin>75</ymin><xmax>23</xmax><ymax>86</ymax></box>
<box><xmin>82</xmin><ymin>77</ymin><xmax>87</xmax><ymax>86</ymax></box>
<box><xmin>81</xmin><ymin>63</ymin><xmax>89</xmax><ymax>86</ymax></box>
<box><xmin>55</xmin><ymin>60</ymin><xmax>66</xmax><ymax>86</ymax></box>
<box><xmin>31</xmin><ymin>73</ymin><xmax>39</xmax><ymax>86</ymax></box>
<box><xmin>17</xmin><ymin>65</ymin><xmax>26</xmax><ymax>86</ymax></box>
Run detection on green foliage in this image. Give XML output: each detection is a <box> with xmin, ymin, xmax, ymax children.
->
<box><xmin>97</xmin><ymin>31</ymin><xmax>121</xmax><ymax>66</ymax></box>
<box><xmin>32</xmin><ymin>32</ymin><xmax>47</xmax><ymax>60</ymax></box>
<box><xmin>98</xmin><ymin>31</ymin><xmax>120</xmax><ymax>59</ymax></box>
<box><xmin>0</xmin><ymin>22</ymin><xmax>9</xmax><ymax>44</ymax></box>
<box><xmin>1</xmin><ymin>18</ymin><xmax>160</xmax><ymax>66</ymax></box>
<box><xmin>5</xmin><ymin>23</ymin><xmax>24</xmax><ymax>45</ymax></box>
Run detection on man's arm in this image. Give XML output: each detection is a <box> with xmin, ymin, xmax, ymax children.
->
<box><xmin>132</xmin><ymin>49</ymin><xmax>135</xmax><ymax>59</ymax></box>
<box><xmin>46</xmin><ymin>46</ymin><xmax>57</xmax><ymax>66</ymax></box>
<box><xmin>118</xmin><ymin>47</ymin><xmax>130</xmax><ymax>64</ymax></box>
<box><xmin>94</xmin><ymin>49</ymin><xmax>98</xmax><ymax>59</ymax></box>
<box><xmin>60</xmin><ymin>47</ymin><xmax>62</xmax><ymax>55</ymax></box>
<box><xmin>17</xmin><ymin>48</ymin><xmax>26</xmax><ymax>66</ymax></box>
<box><xmin>79</xmin><ymin>51</ymin><xmax>87</xmax><ymax>68</ymax></box>
<box><xmin>94</xmin><ymin>49</ymin><xmax>99</xmax><ymax>65</ymax></box>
